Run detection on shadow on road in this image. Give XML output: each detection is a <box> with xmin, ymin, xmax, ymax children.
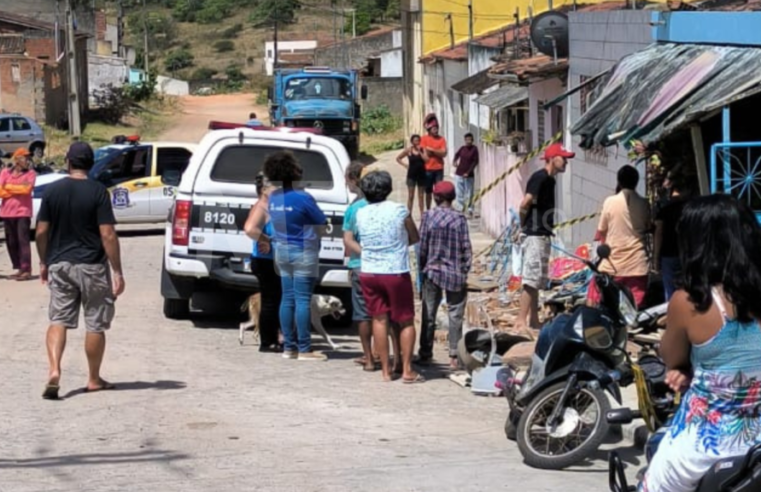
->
<box><xmin>0</xmin><ymin>449</ymin><xmax>190</xmax><ymax>469</ymax></box>
<box><xmin>60</xmin><ymin>380</ymin><xmax>187</xmax><ymax>399</ymax></box>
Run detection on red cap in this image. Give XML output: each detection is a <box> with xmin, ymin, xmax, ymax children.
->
<box><xmin>544</xmin><ymin>143</ymin><xmax>575</xmax><ymax>160</ymax></box>
<box><xmin>433</xmin><ymin>180</ymin><xmax>456</xmax><ymax>199</ymax></box>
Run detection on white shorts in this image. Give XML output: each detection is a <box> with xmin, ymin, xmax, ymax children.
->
<box><xmin>521</xmin><ymin>235</ymin><xmax>550</xmax><ymax>290</ymax></box>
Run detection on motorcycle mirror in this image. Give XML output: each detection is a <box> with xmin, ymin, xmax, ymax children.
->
<box><xmin>597</xmin><ymin>244</ymin><xmax>612</xmax><ymax>260</ymax></box>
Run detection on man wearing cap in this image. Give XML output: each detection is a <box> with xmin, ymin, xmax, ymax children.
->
<box><xmin>0</xmin><ymin>148</ymin><xmax>36</xmax><ymax>280</ymax></box>
<box><xmin>516</xmin><ymin>143</ymin><xmax>573</xmax><ymax>333</ymax></box>
<box><xmin>35</xmin><ymin>142</ymin><xmax>125</xmax><ymax>400</ymax></box>
<box><xmin>420</xmin><ymin>113</ymin><xmax>448</xmax><ymax>212</ymax></box>
<box><xmin>418</xmin><ymin>180</ymin><xmax>472</xmax><ymax>369</ymax></box>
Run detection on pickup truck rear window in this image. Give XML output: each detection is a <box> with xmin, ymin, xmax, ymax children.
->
<box><xmin>210</xmin><ymin>145</ymin><xmax>334</xmax><ymax>189</ymax></box>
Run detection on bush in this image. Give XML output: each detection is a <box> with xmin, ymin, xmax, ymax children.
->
<box><xmin>255</xmin><ymin>91</ymin><xmax>268</xmax><ymax>105</ymax></box>
<box><xmin>191</xmin><ymin>67</ymin><xmax>218</xmax><ymax>80</ymax></box>
<box><xmin>197</xmin><ymin>0</ymin><xmax>234</xmax><ymax>24</ymax></box>
<box><xmin>127</xmin><ymin>11</ymin><xmax>177</xmax><ymax>51</ymax></box>
<box><xmin>165</xmin><ymin>49</ymin><xmax>195</xmax><ymax>72</ymax></box>
<box><xmin>221</xmin><ymin>23</ymin><xmax>243</xmax><ymax>39</ymax></box>
<box><xmin>214</xmin><ymin>40</ymin><xmax>235</xmax><ymax>53</ymax></box>
<box><xmin>225</xmin><ymin>64</ymin><xmax>247</xmax><ymax>82</ymax></box>
<box><xmin>92</xmin><ymin>85</ymin><xmax>132</xmax><ymax>125</ymax></box>
<box><xmin>123</xmin><ymin>71</ymin><xmax>157</xmax><ymax>102</ymax></box>
<box><xmin>172</xmin><ymin>0</ymin><xmax>203</xmax><ymax>22</ymax></box>
<box><xmin>362</xmin><ymin>105</ymin><xmax>401</xmax><ymax>135</ymax></box>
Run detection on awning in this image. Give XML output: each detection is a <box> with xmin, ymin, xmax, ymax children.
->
<box><xmin>571</xmin><ymin>42</ymin><xmax>761</xmax><ymax>148</ymax></box>
<box><xmin>451</xmin><ymin>68</ymin><xmax>499</xmax><ymax>95</ymax></box>
<box><xmin>474</xmin><ymin>85</ymin><xmax>528</xmax><ymax>110</ymax></box>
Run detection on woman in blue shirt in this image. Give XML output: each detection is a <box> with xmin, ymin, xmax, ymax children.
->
<box><xmin>253</xmin><ymin>151</ymin><xmax>328</xmax><ymax>361</ymax></box>
<box><xmin>244</xmin><ymin>173</ymin><xmax>283</xmax><ymax>352</ymax></box>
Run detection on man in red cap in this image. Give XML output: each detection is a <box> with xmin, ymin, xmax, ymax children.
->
<box><xmin>516</xmin><ymin>142</ymin><xmax>574</xmax><ymax>334</ymax></box>
<box><xmin>420</xmin><ymin>113</ymin><xmax>448</xmax><ymax>212</ymax></box>
<box><xmin>418</xmin><ymin>180</ymin><xmax>472</xmax><ymax>369</ymax></box>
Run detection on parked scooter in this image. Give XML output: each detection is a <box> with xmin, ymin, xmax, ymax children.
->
<box><xmin>496</xmin><ymin>244</ymin><xmax>641</xmax><ymax>469</ymax></box>
<box><xmin>608</xmin><ymin>359</ymin><xmax>761</xmax><ymax>492</ymax></box>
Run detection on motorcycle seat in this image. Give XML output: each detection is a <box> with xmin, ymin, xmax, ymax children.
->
<box><xmin>696</xmin><ymin>445</ymin><xmax>761</xmax><ymax>491</ymax></box>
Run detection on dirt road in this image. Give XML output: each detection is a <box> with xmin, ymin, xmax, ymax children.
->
<box><xmin>0</xmin><ymin>95</ymin><xmax>638</xmax><ymax>491</ymax></box>
<box><xmin>157</xmin><ymin>93</ymin><xmax>269</xmax><ymax>142</ymax></box>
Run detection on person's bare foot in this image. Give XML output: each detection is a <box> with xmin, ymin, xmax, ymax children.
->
<box><xmin>381</xmin><ymin>371</ymin><xmax>393</xmax><ymax>382</ymax></box>
<box><xmin>86</xmin><ymin>379</ymin><xmax>116</xmax><ymax>392</ymax></box>
<box><xmin>449</xmin><ymin>357</ymin><xmax>460</xmax><ymax>370</ymax></box>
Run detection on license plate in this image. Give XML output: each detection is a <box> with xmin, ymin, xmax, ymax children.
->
<box><xmin>193</xmin><ymin>204</ymin><xmax>247</xmax><ymax>231</ymax></box>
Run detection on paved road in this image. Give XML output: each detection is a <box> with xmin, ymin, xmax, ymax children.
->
<box><xmin>0</xmin><ymin>96</ymin><xmax>642</xmax><ymax>491</ymax></box>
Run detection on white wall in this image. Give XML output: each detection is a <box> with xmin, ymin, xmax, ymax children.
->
<box><xmin>88</xmin><ymin>54</ymin><xmax>128</xmax><ymax>106</ymax></box>
<box><xmin>468</xmin><ymin>44</ymin><xmax>502</xmax><ymax>134</ymax></box>
<box><xmin>156</xmin><ymin>75</ymin><xmax>189</xmax><ymax>96</ymax></box>
<box><xmin>380</xmin><ymin>49</ymin><xmax>402</xmax><ymax>77</ymax></box>
<box><xmin>264</xmin><ymin>40</ymin><xmax>318</xmax><ymax>76</ymax></box>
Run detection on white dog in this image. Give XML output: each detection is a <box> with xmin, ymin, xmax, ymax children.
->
<box><xmin>239</xmin><ymin>293</ymin><xmax>346</xmax><ymax>350</ymax></box>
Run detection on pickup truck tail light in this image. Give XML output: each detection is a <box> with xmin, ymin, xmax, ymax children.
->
<box><xmin>172</xmin><ymin>200</ymin><xmax>192</xmax><ymax>246</ymax></box>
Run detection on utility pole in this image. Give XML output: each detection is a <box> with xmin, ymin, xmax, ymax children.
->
<box><xmin>65</xmin><ymin>0</ymin><xmax>81</xmax><ymax>136</ymax></box>
<box><xmin>273</xmin><ymin>9</ymin><xmax>279</xmax><ymax>70</ymax></box>
<box><xmin>142</xmin><ymin>0</ymin><xmax>149</xmax><ymax>75</ymax></box>
<box><xmin>332</xmin><ymin>0</ymin><xmax>337</xmax><ymax>45</ymax></box>
<box><xmin>351</xmin><ymin>9</ymin><xmax>356</xmax><ymax>38</ymax></box>
<box><xmin>116</xmin><ymin>0</ymin><xmax>124</xmax><ymax>58</ymax></box>
<box><xmin>340</xmin><ymin>0</ymin><xmax>346</xmax><ymax>69</ymax></box>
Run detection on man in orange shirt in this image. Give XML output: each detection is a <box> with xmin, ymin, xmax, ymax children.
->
<box><xmin>420</xmin><ymin>113</ymin><xmax>448</xmax><ymax>211</ymax></box>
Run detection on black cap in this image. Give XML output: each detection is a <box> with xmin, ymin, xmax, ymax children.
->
<box><xmin>66</xmin><ymin>141</ymin><xmax>95</xmax><ymax>169</ymax></box>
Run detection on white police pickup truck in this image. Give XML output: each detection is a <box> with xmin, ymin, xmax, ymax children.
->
<box><xmin>160</xmin><ymin>127</ymin><xmax>352</xmax><ymax>320</ymax></box>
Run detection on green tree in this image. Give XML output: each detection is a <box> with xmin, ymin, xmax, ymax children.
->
<box><xmin>197</xmin><ymin>0</ymin><xmax>235</xmax><ymax>24</ymax></box>
<box><xmin>384</xmin><ymin>0</ymin><xmax>400</xmax><ymax>20</ymax></box>
<box><xmin>127</xmin><ymin>11</ymin><xmax>177</xmax><ymax>51</ymax></box>
<box><xmin>165</xmin><ymin>49</ymin><xmax>195</xmax><ymax>72</ymax></box>
<box><xmin>191</xmin><ymin>67</ymin><xmax>218</xmax><ymax>80</ymax></box>
<box><xmin>172</xmin><ymin>0</ymin><xmax>203</xmax><ymax>22</ymax></box>
<box><xmin>249</xmin><ymin>0</ymin><xmax>301</xmax><ymax>26</ymax></box>
<box><xmin>346</xmin><ymin>0</ymin><xmax>381</xmax><ymax>36</ymax></box>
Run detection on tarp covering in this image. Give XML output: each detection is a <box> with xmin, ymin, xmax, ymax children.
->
<box><xmin>473</xmin><ymin>85</ymin><xmax>528</xmax><ymax>110</ymax></box>
<box><xmin>571</xmin><ymin>43</ymin><xmax>761</xmax><ymax>148</ymax></box>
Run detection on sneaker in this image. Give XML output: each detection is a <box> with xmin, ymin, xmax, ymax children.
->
<box><xmin>282</xmin><ymin>351</ymin><xmax>298</xmax><ymax>360</ymax></box>
<box><xmin>297</xmin><ymin>351</ymin><xmax>327</xmax><ymax>361</ymax></box>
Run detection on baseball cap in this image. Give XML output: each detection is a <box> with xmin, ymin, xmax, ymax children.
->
<box><xmin>433</xmin><ymin>180</ymin><xmax>456</xmax><ymax>200</ymax></box>
<box><xmin>544</xmin><ymin>143</ymin><xmax>575</xmax><ymax>160</ymax></box>
<box><xmin>12</xmin><ymin>148</ymin><xmax>31</xmax><ymax>159</ymax></box>
<box><xmin>66</xmin><ymin>141</ymin><xmax>95</xmax><ymax>168</ymax></box>
<box><xmin>424</xmin><ymin>113</ymin><xmax>439</xmax><ymax>130</ymax></box>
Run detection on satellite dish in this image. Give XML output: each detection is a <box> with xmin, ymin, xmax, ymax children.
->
<box><xmin>530</xmin><ymin>11</ymin><xmax>569</xmax><ymax>58</ymax></box>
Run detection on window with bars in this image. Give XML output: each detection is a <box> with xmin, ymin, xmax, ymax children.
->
<box><xmin>579</xmin><ymin>75</ymin><xmax>600</xmax><ymax>115</ymax></box>
<box><xmin>537</xmin><ymin>100</ymin><xmax>546</xmax><ymax>143</ymax></box>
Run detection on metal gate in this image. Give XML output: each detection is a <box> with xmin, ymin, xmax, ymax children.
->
<box><xmin>710</xmin><ymin>142</ymin><xmax>761</xmax><ymax>220</ymax></box>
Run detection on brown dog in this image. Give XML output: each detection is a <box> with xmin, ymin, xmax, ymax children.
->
<box><xmin>239</xmin><ymin>293</ymin><xmax>262</xmax><ymax>345</ymax></box>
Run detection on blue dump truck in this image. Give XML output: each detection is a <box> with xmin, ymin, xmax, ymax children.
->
<box><xmin>268</xmin><ymin>67</ymin><xmax>367</xmax><ymax>160</ymax></box>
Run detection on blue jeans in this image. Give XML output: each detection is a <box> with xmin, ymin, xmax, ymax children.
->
<box><xmin>660</xmin><ymin>256</ymin><xmax>681</xmax><ymax>302</ymax></box>
<box><xmin>455</xmin><ymin>175</ymin><xmax>475</xmax><ymax>213</ymax></box>
<box><xmin>274</xmin><ymin>244</ymin><xmax>319</xmax><ymax>353</ymax></box>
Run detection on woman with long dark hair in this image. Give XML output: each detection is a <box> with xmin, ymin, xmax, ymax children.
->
<box><xmin>642</xmin><ymin>194</ymin><xmax>761</xmax><ymax>492</ymax></box>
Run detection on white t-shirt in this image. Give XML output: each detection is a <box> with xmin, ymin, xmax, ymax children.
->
<box><xmin>356</xmin><ymin>200</ymin><xmax>410</xmax><ymax>274</ymax></box>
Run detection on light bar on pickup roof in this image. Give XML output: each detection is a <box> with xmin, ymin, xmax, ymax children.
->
<box><xmin>207</xmin><ymin>121</ymin><xmax>323</xmax><ymax>135</ymax></box>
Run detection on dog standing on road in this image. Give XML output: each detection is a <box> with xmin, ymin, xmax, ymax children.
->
<box><xmin>239</xmin><ymin>293</ymin><xmax>346</xmax><ymax>350</ymax></box>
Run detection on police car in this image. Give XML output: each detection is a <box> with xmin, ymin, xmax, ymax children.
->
<box><xmin>31</xmin><ymin>137</ymin><xmax>196</xmax><ymax>227</ymax></box>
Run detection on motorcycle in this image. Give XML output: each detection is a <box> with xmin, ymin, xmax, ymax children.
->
<box><xmin>608</xmin><ymin>358</ymin><xmax>761</xmax><ymax>492</ymax></box>
<box><xmin>496</xmin><ymin>244</ymin><xmax>641</xmax><ymax>469</ymax></box>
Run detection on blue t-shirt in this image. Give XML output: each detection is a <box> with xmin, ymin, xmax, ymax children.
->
<box><xmin>342</xmin><ymin>197</ymin><xmax>368</xmax><ymax>270</ymax></box>
<box><xmin>268</xmin><ymin>188</ymin><xmax>327</xmax><ymax>250</ymax></box>
<box><xmin>252</xmin><ymin>221</ymin><xmax>274</xmax><ymax>259</ymax></box>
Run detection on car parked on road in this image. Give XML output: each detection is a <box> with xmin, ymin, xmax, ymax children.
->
<box><xmin>161</xmin><ymin>124</ymin><xmax>353</xmax><ymax>320</ymax></box>
<box><xmin>0</xmin><ymin>114</ymin><xmax>46</xmax><ymax>158</ymax></box>
<box><xmin>30</xmin><ymin>138</ymin><xmax>196</xmax><ymax>228</ymax></box>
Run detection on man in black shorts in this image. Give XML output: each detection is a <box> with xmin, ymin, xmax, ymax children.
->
<box><xmin>35</xmin><ymin>142</ymin><xmax>126</xmax><ymax>400</ymax></box>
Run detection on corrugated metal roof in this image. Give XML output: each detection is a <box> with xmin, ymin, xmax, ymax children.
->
<box><xmin>571</xmin><ymin>42</ymin><xmax>761</xmax><ymax>148</ymax></box>
<box><xmin>450</xmin><ymin>68</ymin><xmax>499</xmax><ymax>94</ymax></box>
<box><xmin>489</xmin><ymin>55</ymin><xmax>568</xmax><ymax>82</ymax></box>
<box><xmin>0</xmin><ymin>35</ymin><xmax>24</xmax><ymax>55</ymax></box>
<box><xmin>474</xmin><ymin>85</ymin><xmax>528</xmax><ymax>109</ymax></box>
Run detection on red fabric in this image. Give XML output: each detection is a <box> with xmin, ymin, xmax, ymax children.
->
<box><xmin>587</xmin><ymin>275</ymin><xmax>648</xmax><ymax>308</ymax></box>
<box><xmin>359</xmin><ymin>272</ymin><xmax>415</xmax><ymax>324</ymax></box>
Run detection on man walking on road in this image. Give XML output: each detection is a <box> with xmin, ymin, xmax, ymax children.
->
<box><xmin>516</xmin><ymin>143</ymin><xmax>573</xmax><ymax>334</ymax></box>
<box><xmin>35</xmin><ymin>142</ymin><xmax>125</xmax><ymax>400</ymax></box>
<box><xmin>418</xmin><ymin>181</ymin><xmax>472</xmax><ymax>369</ymax></box>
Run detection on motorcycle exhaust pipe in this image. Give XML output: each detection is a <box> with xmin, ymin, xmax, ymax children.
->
<box><xmin>606</xmin><ymin>408</ymin><xmax>641</xmax><ymax>425</ymax></box>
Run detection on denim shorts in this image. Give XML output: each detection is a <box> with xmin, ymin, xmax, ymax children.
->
<box><xmin>350</xmin><ymin>269</ymin><xmax>370</xmax><ymax>322</ymax></box>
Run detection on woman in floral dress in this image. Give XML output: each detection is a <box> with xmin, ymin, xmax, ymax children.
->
<box><xmin>642</xmin><ymin>194</ymin><xmax>761</xmax><ymax>492</ymax></box>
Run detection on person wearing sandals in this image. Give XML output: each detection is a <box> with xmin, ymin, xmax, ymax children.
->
<box><xmin>356</xmin><ymin>170</ymin><xmax>423</xmax><ymax>383</ymax></box>
<box><xmin>0</xmin><ymin>148</ymin><xmax>37</xmax><ymax>281</ymax></box>
<box><xmin>244</xmin><ymin>173</ymin><xmax>283</xmax><ymax>353</ymax></box>
<box><xmin>396</xmin><ymin>134</ymin><xmax>427</xmax><ymax>219</ymax></box>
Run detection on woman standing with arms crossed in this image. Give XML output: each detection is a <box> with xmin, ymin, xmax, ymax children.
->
<box><xmin>396</xmin><ymin>134</ymin><xmax>427</xmax><ymax>219</ymax></box>
<box><xmin>244</xmin><ymin>173</ymin><xmax>283</xmax><ymax>353</ymax></box>
<box><xmin>0</xmin><ymin>148</ymin><xmax>36</xmax><ymax>281</ymax></box>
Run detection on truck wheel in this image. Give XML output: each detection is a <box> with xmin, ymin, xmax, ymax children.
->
<box><xmin>163</xmin><ymin>298</ymin><xmax>190</xmax><ymax>320</ymax></box>
<box><xmin>347</xmin><ymin>141</ymin><xmax>359</xmax><ymax>161</ymax></box>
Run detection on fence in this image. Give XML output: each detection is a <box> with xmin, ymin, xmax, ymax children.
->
<box><xmin>710</xmin><ymin>142</ymin><xmax>761</xmax><ymax>221</ymax></box>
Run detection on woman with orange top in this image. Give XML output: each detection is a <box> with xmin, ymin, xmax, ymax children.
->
<box><xmin>419</xmin><ymin>113</ymin><xmax>448</xmax><ymax>211</ymax></box>
<box><xmin>0</xmin><ymin>148</ymin><xmax>37</xmax><ymax>280</ymax></box>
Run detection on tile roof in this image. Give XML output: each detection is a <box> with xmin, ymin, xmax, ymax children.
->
<box><xmin>489</xmin><ymin>54</ymin><xmax>569</xmax><ymax>81</ymax></box>
<box><xmin>0</xmin><ymin>10</ymin><xmax>87</xmax><ymax>37</ymax></box>
<box><xmin>0</xmin><ymin>35</ymin><xmax>24</xmax><ymax>55</ymax></box>
<box><xmin>473</xmin><ymin>84</ymin><xmax>529</xmax><ymax>109</ymax></box>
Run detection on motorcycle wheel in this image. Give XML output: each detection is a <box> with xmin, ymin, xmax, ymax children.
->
<box><xmin>516</xmin><ymin>381</ymin><xmax>611</xmax><ymax>470</ymax></box>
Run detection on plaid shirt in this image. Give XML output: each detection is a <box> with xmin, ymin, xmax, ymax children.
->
<box><xmin>419</xmin><ymin>206</ymin><xmax>472</xmax><ymax>292</ymax></box>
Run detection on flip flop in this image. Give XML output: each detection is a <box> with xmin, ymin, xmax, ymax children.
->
<box><xmin>42</xmin><ymin>384</ymin><xmax>60</xmax><ymax>400</ymax></box>
<box><xmin>84</xmin><ymin>382</ymin><xmax>116</xmax><ymax>393</ymax></box>
<box><xmin>402</xmin><ymin>374</ymin><xmax>426</xmax><ymax>385</ymax></box>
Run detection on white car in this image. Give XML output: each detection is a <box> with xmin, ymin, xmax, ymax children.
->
<box><xmin>161</xmin><ymin>127</ymin><xmax>353</xmax><ymax>320</ymax></box>
<box><xmin>31</xmin><ymin>141</ymin><xmax>196</xmax><ymax>228</ymax></box>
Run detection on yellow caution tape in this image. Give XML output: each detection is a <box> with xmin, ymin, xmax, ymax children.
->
<box><xmin>466</xmin><ymin>131</ymin><xmax>563</xmax><ymax>210</ymax></box>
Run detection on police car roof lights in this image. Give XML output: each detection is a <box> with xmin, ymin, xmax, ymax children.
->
<box><xmin>111</xmin><ymin>134</ymin><xmax>141</xmax><ymax>145</ymax></box>
<box><xmin>207</xmin><ymin>120</ymin><xmax>323</xmax><ymax>135</ymax></box>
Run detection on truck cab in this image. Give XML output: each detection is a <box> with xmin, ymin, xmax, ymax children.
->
<box><xmin>269</xmin><ymin>67</ymin><xmax>367</xmax><ymax>160</ymax></box>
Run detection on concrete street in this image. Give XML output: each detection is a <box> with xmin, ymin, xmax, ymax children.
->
<box><xmin>0</xmin><ymin>95</ymin><xmax>641</xmax><ymax>491</ymax></box>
